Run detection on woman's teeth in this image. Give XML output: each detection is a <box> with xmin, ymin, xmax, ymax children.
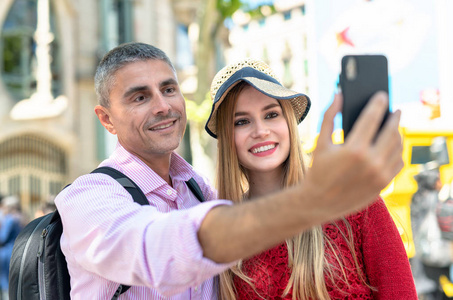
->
<box><xmin>251</xmin><ymin>144</ymin><xmax>275</xmax><ymax>154</ymax></box>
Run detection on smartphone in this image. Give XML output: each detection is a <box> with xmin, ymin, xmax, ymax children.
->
<box><xmin>339</xmin><ymin>55</ymin><xmax>390</xmax><ymax>139</ymax></box>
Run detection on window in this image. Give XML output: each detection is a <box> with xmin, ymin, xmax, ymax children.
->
<box><xmin>282</xmin><ymin>41</ymin><xmax>293</xmax><ymax>87</ymax></box>
<box><xmin>411</xmin><ymin>146</ymin><xmax>432</xmax><ymax>165</ymax></box>
<box><xmin>411</xmin><ymin>143</ymin><xmax>450</xmax><ymax>165</ymax></box>
<box><xmin>115</xmin><ymin>0</ymin><xmax>133</xmax><ymax>43</ymax></box>
<box><xmin>102</xmin><ymin>0</ymin><xmax>133</xmax><ymax>49</ymax></box>
<box><xmin>176</xmin><ymin>24</ymin><xmax>193</xmax><ymax>70</ymax></box>
<box><xmin>283</xmin><ymin>11</ymin><xmax>291</xmax><ymax>21</ymax></box>
<box><xmin>0</xmin><ymin>134</ymin><xmax>67</xmax><ymax>217</ymax></box>
<box><xmin>1</xmin><ymin>0</ymin><xmax>62</xmax><ymax>102</ymax></box>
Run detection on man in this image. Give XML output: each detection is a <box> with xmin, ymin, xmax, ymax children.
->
<box><xmin>55</xmin><ymin>42</ymin><xmax>403</xmax><ymax>299</ymax></box>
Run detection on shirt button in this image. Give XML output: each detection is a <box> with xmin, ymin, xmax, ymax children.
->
<box><xmin>166</xmin><ymin>189</ymin><xmax>173</xmax><ymax>196</ymax></box>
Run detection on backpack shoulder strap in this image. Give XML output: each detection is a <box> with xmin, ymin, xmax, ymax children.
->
<box><xmin>186</xmin><ymin>178</ymin><xmax>205</xmax><ymax>202</ymax></box>
<box><xmin>94</xmin><ymin>166</ymin><xmax>206</xmax><ymax>203</ymax></box>
<box><xmin>91</xmin><ymin>167</ymin><xmax>204</xmax><ymax>298</ymax></box>
<box><xmin>91</xmin><ymin>166</ymin><xmax>149</xmax><ymax>298</ymax></box>
<box><xmin>92</xmin><ymin>166</ymin><xmax>148</xmax><ymax>206</ymax></box>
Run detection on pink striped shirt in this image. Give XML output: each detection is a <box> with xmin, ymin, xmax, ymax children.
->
<box><xmin>55</xmin><ymin>144</ymin><xmax>234</xmax><ymax>299</ymax></box>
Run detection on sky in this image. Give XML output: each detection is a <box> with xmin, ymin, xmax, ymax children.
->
<box><xmin>239</xmin><ymin>0</ymin><xmax>444</xmax><ymax>131</ymax></box>
<box><xmin>311</xmin><ymin>0</ymin><xmax>442</xmax><ymax>131</ymax></box>
<box><xmin>242</xmin><ymin>0</ymin><xmax>274</xmax><ymax>9</ymax></box>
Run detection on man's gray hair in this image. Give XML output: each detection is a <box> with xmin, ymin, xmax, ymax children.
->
<box><xmin>94</xmin><ymin>42</ymin><xmax>175</xmax><ymax>107</ymax></box>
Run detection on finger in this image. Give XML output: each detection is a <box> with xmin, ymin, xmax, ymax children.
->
<box><xmin>372</xmin><ymin>110</ymin><xmax>403</xmax><ymax>184</ymax></box>
<box><xmin>374</xmin><ymin>110</ymin><xmax>403</xmax><ymax>161</ymax></box>
<box><xmin>318</xmin><ymin>94</ymin><xmax>342</xmax><ymax>148</ymax></box>
<box><xmin>346</xmin><ymin>91</ymin><xmax>388</xmax><ymax>146</ymax></box>
<box><xmin>385</xmin><ymin>144</ymin><xmax>404</xmax><ymax>181</ymax></box>
<box><xmin>376</xmin><ymin>142</ymin><xmax>404</xmax><ymax>190</ymax></box>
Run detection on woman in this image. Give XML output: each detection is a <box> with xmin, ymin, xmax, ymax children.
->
<box><xmin>205</xmin><ymin>59</ymin><xmax>417</xmax><ymax>299</ymax></box>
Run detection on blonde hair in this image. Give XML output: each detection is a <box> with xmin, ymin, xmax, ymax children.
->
<box><xmin>215</xmin><ymin>82</ymin><xmax>369</xmax><ymax>300</ymax></box>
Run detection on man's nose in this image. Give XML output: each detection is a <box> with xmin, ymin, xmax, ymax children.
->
<box><xmin>152</xmin><ymin>94</ymin><xmax>171</xmax><ymax>115</ymax></box>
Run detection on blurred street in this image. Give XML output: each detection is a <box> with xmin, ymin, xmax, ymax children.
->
<box><xmin>0</xmin><ymin>0</ymin><xmax>453</xmax><ymax>298</ymax></box>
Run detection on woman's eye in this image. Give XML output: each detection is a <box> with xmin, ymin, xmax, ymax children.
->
<box><xmin>265</xmin><ymin>111</ymin><xmax>279</xmax><ymax>119</ymax></box>
<box><xmin>234</xmin><ymin>119</ymin><xmax>249</xmax><ymax>126</ymax></box>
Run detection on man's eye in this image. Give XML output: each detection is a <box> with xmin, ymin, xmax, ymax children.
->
<box><xmin>234</xmin><ymin>119</ymin><xmax>249</xmax><ymax>126</ymax></box>
<box><xmin>164</xmin><ymin>87</ymin><xmax>175</xmax><ymax>94</ymax></box>
<box><xmin>265</xmin><ymin>112</ymin><xmax>279</xmax><ymax>119</ymax></box>
<box><xmin>134</xmin><ymin>95</ymin><xmax>146</xmax><ymax>102</ymax></box>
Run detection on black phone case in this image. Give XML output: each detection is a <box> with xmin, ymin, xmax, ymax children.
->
<box><xmin>340</xmin><ymin>55</ymin><xmax>389</xmax><ymax>139</ymax></box>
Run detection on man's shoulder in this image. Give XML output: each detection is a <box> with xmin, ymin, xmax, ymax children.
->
<box><xmin>58</xmin><ymin>171</ymin><xmax>120</xmax><ymax>198</ymax></box>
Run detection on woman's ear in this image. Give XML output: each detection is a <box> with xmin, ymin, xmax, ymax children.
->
<box><xmin>94</xmin><ymin>105</ymin><xmax>117</xmax><ymax>135</ymax></box>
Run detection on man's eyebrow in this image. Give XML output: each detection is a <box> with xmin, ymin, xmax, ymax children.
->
<box><xmin>234</xmin><ymin>103</ymin><xmax>280</xmax><ymax>117</ymax></box>
<box><xmin>123</xmin><ymin>85</ymin><xmax>149</xmax><ymax>99</ymax></box>
<box><xmin>160</xmin><ymin>78</ymin><xmax>178</xmax><ymax>88</ymax></box>
<box><xmin>122</xmin><ymin>78</ymin><xmax>178</xmax><ymax>98</ymax></box>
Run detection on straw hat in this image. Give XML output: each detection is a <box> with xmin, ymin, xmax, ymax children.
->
<box><xmin>205</xmin><ymin>58</ymin><xmax>311</xmax><ymax>138</ymax></box>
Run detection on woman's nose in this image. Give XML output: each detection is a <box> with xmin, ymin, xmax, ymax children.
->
<box><xmin>251</xmin><ymin>121</ymin><xmax>270</xmax><ymax>138</ymax></box>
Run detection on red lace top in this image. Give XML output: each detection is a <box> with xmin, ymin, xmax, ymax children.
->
<box><xmin>233</xmin><ymin>198</ymin><xmax>417</xmax><ymax>299</ymax></box>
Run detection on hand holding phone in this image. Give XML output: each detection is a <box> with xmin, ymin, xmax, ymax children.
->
<box><xmin>339</xmin><ymin>55</ymin><xmax>390</xmax><ymax>139</ymax></box>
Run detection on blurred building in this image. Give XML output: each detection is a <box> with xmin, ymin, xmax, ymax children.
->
<box><xmin>0</xmin><ymin>0</ymin><xmax>195</xmax><ymax>218</ymax></box>
<box><xmin>224</xmin><ymin>0</ymin><xmax>316</xmax><ymax>139</ymax></box>
<box><xmin>0</xmin><ymin>0</ymin><xmax>321</xmax><ymax>218</ymax></box>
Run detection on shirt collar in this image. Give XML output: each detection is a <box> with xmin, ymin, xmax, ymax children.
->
<box><xmin>101</xmin><ymin>143</ymin><xmax>196</xmax><ymax>195</ymax></box>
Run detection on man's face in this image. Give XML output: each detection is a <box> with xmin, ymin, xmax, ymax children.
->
<box><xmin>96</xmin><ymin>60</ymin><xmax>187</xmax><ymax>163</ymax></box>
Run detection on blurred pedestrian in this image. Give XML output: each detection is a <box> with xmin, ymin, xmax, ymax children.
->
<box><xmin>411</xmin><ymin>167</ymin><xmax>452</xmax><ymax>299</ymax></box>
<box><xmin>0</xmin><ymin>195</ymin><xmax>24</xmax><ymax>300</ymax></box>
<box><xmin>34</xmin><ymin>195</ymin><xmax>57</xmax><ymax>219</ymax></box>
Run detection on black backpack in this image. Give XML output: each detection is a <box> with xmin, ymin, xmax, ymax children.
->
<box><xmin>9</xmin><ymin>166</ymin><xmax>205</xmax><ymax>300</ymax></box>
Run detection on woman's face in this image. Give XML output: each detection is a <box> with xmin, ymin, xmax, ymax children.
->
<box><xmin>233</xmin><ymin>85</ymin><xmax>290</xmax><ymax>174</ymax></box>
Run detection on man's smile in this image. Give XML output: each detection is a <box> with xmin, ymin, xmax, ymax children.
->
<box><xmin>149</xmin><ymin>120</ymin><xmax>176</xmax><ymax>131</ymax></box>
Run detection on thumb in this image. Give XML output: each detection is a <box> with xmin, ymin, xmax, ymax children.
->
<box><xmin>318</xmin><ymin>94</ymin><xmax>342</xmax><ymax>148</ymax></box>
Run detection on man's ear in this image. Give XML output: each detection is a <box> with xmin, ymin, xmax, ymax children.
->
<box><xmin>95</xmin><ymin>105</ymin><xmax>117</xmax><ymax>135</ymax></box>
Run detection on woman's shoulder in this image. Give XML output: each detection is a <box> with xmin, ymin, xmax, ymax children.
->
<box><xmin>323</xmin><ymin>197</ymin><xmax>388</xmax><ymax>245</ymax></box>
<box><xmin>345</xmin><ymin>196</ymin><xmax>388</xmax><ymax>223</ymax></box>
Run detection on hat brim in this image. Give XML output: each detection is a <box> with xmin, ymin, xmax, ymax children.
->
<box><xmin>205</xmin><ymin>76</ymin><xmax>310</xmax><ymax>138</ymax></box>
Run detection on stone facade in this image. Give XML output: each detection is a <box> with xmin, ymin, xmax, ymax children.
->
<box><xmin>0</xmin><ymin>0</ymin><xmax>316</xmax><ymax>218</ymax></box>
<box><xmin>226</xmin><ymin>0</ymin><xmax>315</xmax><ymax>140</ymax></box>
<box><xmin>0</xmin><ymin>0</ymin><xmax>181</xmax><ymax>218</ymax></box>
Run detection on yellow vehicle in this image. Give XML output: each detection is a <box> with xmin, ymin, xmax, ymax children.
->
<box><xmin>302</xmin><ymin>123</ymin><xmax>453</xmax><ymax>258</ymax></box>
<box><xmin>381</xmin><ymin>124</ymin><xmax>453</xmax><ymax>258</ymax></box>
